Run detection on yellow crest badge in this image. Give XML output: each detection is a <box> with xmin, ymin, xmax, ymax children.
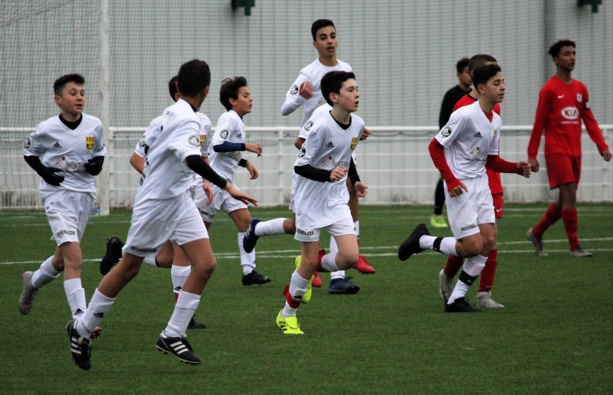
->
<box><xmin>85</xmin><ymin>136</ymin><xmax>96</xmax><ymax>152</ymax></box>
<box><xmin>350</xmin><ymin>137</ymin><xmax>358</xmax><ymax>152</ymax></box>
<box><xmin>200</xmin><ymin>134</ymin><xmax>206</xmax><ymax>147</ymax></box>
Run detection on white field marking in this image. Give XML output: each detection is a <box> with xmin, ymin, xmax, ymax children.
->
<box><xmin>3</xmin><ymin>237</ymin><xmax>612</xmax><ymax>265</ymax></box>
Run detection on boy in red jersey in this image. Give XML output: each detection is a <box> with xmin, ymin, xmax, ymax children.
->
<box><xmin>526</xmin><ymin>39</ymin><xmax>611</xmax><ymax>257</ymax></box>
<box><xmin>438</xmin><ymin>54</ymin><xmax>506</xmax><ymax>309</ymax></box>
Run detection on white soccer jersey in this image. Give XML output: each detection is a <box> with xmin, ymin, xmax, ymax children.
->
<box><xmin>299</xmin><ymin>104</ymin><xmax>333</xmax><ymax>141</ymax></box>
<box><xmin>208</xmin><ymin>110</ymin><xmax>245</xmax><ymax>182</ymax></box>
<box><xmin>292</xmin><ymin>111</ymin><xmax>364</xmax><ymax>228</ymax></box>
<box><xmin>434</xmin><ymin>101</ymin><xmax>501</xmax><ymax>180</ymax></box>
<box><xmin>24</xmin><ymin>113</ymin><xmax>106</xmax><ymax>193</ymax></box>
<box><xmin>282</xmin><ymin>58</ymin><xmax>352</xmax><ymax>127</ymax></box>
<box><xmin>135</xmin><ymin>99</ymin><xmax>203</xmax><ymax>200</ymax></box>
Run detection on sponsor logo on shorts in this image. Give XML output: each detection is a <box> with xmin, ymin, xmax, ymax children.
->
<box><xmin>296</xmin><ymin>228</ymin><xmax>314</xmax><ymax>236</ymax></box>
<box><xmin>129</xmin><ymin>246</ymin><xmax>157</xmax><ymax>253</ymax></box>
<box><xmin>56</xmin><ymin>230</ymin><xmax>76</xmax><ymax>237</ymax></box>
<box><xmin>461</xmin><ymin>223</ymin><xmax>478</xmax><ymax>231</ymax></box>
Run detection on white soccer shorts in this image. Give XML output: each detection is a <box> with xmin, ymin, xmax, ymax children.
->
<box><xmin>444</xmin><ymin>174</ymin><xmax>495</xmax><ymax>240</ymax></box>
<box><xmin>42</xmin><ymin>190</ymin><xmax>95</xmax><ymax>245</ymax></box>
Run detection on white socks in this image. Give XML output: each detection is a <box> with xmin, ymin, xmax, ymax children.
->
<box><xmin>238</xmin><ymin>232</ymin><xmax>256</xmax><ymax>275</ymax></box>
<box><xmin>328</xmin><ymin>236</ymin><xmax>345</xmax><ymax>280</ymax></box>
<box><xmin>420</xmin><ymin>235</ymin><xmax>458</xmax><ymax>256</ymax></box>
<box><xmin>64</xmin><ymin>278</ymin><xmax>86</xmax><ymax>318</ymax></box>
<box><xmin>255</xmin><ymin>218</ymin><xmax>287</xmax><ymax>236</ymax></box>
<box><xmin>142</xmin><ymin>255</ymin><xmax>158</xmax><ymax>267</ymax></box>
<box><xmin>448</xmin><ymin>255</ymin><xmax>487</xmax><ymax>304</ymax></box>
<box><xmin>77</xmin><ymin>289</ymin><xmax>115</xmax><ymax>338</ymax></box>
<box><xmin>165</xmin><ymin>290</ymin><xmax>201</xmax><ymax>337</ymax></box>
<box><xmin>31</xmin><ymin>256</ymin><xmax>61</xmax><ymax>288</ymax></box>
<box><xmin>282</xmin><ymin>271</ymin><xmax>310</xmax><ymax>317</ymax></box>
<box><xmin>171</xmin><ymin>265</ymin><xmax>191</xmax><ymax>292</ymax></box>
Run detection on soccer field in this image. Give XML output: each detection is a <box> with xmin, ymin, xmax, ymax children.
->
<box><xmin>1</xmin><ymin>203</ymin><xmax>612</xmax><ymax>394</ymax></box>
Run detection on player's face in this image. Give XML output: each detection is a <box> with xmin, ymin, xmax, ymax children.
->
<box><xmin>55</xmin><ymin>82</ymin><xmax>85</xmax><ymax>118</ymax></box>
<box><xmin>458</xmin><ymin>66</ymin><xmax>472</xmax><ymax>88</ymax></box>
<box><xmin>313</xmin><ymin>26</ymin><xmax>337</xmax><ymax>59</ymax></box>
<box><xmin>231</xmin><ymin>86</ymin><xmax>252</xmax><ymax>117</ymax></box>
<box><xmin>482</xmin><ymin>72</ymin><xmax>505</xmax><ymax>104</ymax></box>
<box><xmin>554</xmin><ymin>46</ymin><xmax>576</xmax><ymax>72</ymax></box>
<box><xmin>333</xmin><ymin>78</ymin><xmax>359</xmax><ymax>112</ymax></box>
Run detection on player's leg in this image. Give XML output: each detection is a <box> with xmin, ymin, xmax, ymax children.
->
<box><xmin>19</xmin><ymin>246</ymin><xmax>63</xmax><ymax>315</ymax></box>
<box><xmin>478</xmin><ymin>193</ymin><xmax>504</xmax><ymax>309</ymax></box>
<box><xmin>243</xmin><ymin>215</ymin><xmax>295</xmax><ymax>253</ymax></box>
<box><xmin>431</xmin><ymin>177</ymin><xmax>448</xmax><ymax>228</ymax></box>
<box><xmin>228</xmin><ymin>207</ymin><xmax>271</xmax><ymax>286</ymax></box>
<box><xmin>170</xmin><ymin>241</ymin><xmax>206</xmax><ymax>329</ymax></box>
<box><xmin>527</xmin><ymin>154</ymin><xmax>569</xmax><ymax>256</ymax></box>
<box><xmin>277</xmin><ymin>237</ymin><xmax>320</xmax><ymax>335</ymax></box>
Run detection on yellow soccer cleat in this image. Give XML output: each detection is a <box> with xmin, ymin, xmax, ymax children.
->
<box><xmin>276</xmin><ymin>310</ymin><xmax>304</xmax><ymax>335</ymax></box>
<box><xmin>430</xmin><ymin>214</ymin><xmax>449</xmax><ymax>228</ymax></box>
<box><xmin>294</xmin><ymin>256</ymin><xmax>313</xmax><ymax>303</ymax></box>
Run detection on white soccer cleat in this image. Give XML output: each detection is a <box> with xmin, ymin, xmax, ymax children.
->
<box><xmin>438</xmin><ymin>269</ymin><xmax>453</xmax><ymax>303</ymax></box>
<box><xmin>477</xmin><ymin>291</ymin><xmax>504</xmax><ymax>309</ymax></box>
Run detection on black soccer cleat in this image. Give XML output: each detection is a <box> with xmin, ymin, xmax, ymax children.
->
<box><xmin>100</xmin><ymin>236</ymin><xmax>124</xmax><ymax>275</ymax></box>
<box><xmin>241</xmin><ymin>270</ymin><xmax>271</xmax><ymax>286</ymax></box>
<box><xmin>242</xmin><ymin>218</ymin><xmax>261</xmax><ymax>253</ymax></box>
<box><xmin>66</xmin><ymin>319</ymin><xmax>92</xmax><ymax>371</ymax></box>
<box><xmin>444</xmin><ymin>297</ymin><xmax>481</xmax><ymax>313</ymax></box>
<box><xmin>328</xmin><ymin>277</ymin><xmax>361</xmax><ymax>295</ymax></box>
<box><xmin>156</xmin><ymin>332</ymin><xmax>201</xmax><ymax>365</ymax></box>
<box><xmin>187</xmin><ymin>315</ymin><xmax>207</xmax><ymax>330</ymax></box>
<box><xmin>398</xmin><ymin>224</ymin><xmax>430</xmax><ymax>261</ymax></box>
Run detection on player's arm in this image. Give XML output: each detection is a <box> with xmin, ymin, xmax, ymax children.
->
<box><xmin>130</xmin><ymin>152</ymin><xmax>146</xmax><ymax>174</ymax></box>
<box><xmin>84</xmin><ymin>156</ymin><xmax>104</xmax><ymax>175</ymax></box>
<box><xmin>486</xmin><ymin>155</ymin><xmax>531</xmax><ymax>178</ymax></box>
<box><xmin>24</xmin><ymin>155</ymin><xmax>64</xmax><ymax>186</ymax></box>
<box><xmin>281</xmin><ymin>74</ymin><xmax>310</xmax><ymax>116</ymax></box>
<box><xmin>348</xmin><ymin>156</ymin><xmax>367</xmax><ymax>197</ymax></box>
<box><xmin>428</xmin><ymin>139</ymin><xmax>464</xmax><ymax>196</ymax></box>
<box><xmin>526</xmin><ymin>88</ymin><xmax>550</xmax><ymax>172</ymax></box>
<box><xmin>238</xmin><ymin>158</ymin><xmax>258</xmax><ymax>180</ymax></box>
<box><xmin>580</xmin><ymin>92</ymin><xmax>611</xmax><ymax>161</ymax></box>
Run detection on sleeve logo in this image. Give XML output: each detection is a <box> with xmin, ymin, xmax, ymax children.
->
<box><xmin>220</xmin><ymin>129</ymin><xmax>229</xmax><ymax>139</ymax></box>
<box><xmin>188</xmin><ymin>134</ymin><xmax>200</xmax><ymax>147</ymax></box>
<box><xmin>441</xmin><ymin>126</ymin><xmax>452</xmax><ymax>137</ymax></box>
<box><xmin>290</xmin><ymin>85</ymin><xmax>299</xmax><ymax>95</ymax></box>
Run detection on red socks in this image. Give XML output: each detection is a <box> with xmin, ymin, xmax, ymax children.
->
<box><xmin>444</xmin><ymin>255</ymin><xmax>464</xmax><ymax>278</ymax></box>
<box><xmin>479</xmin><ymin>249</ymin><xmax>498</xmax><ymax>292</ymax></box>
<box><xmin>534</xmin><ymin>202</ymin><xmax>562</xmax><ymax>237</ymax></box>
<box><xmin>561</xmin><ymin>208</ymin><xmax>580</xmax><ymax>251</ymax></box>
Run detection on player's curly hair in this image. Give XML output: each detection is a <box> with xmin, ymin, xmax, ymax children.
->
<box><xmin>548</xmin><ymin>39</ymin><xmax>575</xmax><ymax>58</ymax></box>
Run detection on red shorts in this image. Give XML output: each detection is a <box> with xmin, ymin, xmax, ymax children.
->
<box><xmin>545</xmin><ymin>155</ymin><xmax>581</xmax><ymax>189</ymax></box>
<box><xmin>492</xmin><ymin>193</ymin><xmax>504</xmax><ymax>219</ymax></box>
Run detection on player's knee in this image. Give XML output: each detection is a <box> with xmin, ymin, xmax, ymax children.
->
<box><xmin>337</xmin><ymin>251</ymin><xmax>359</xmax><ymax>270</ymax></box>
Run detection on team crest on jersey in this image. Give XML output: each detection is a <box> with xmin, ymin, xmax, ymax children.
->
<box><xmin>304</xmin><ymin>121</ymin><xmax>313</xmax><ymax>131</ymax></box>
<box><xmin>200</xmin><ymin>134</ymin><xmax>206</xmax><ymax>147</ymax></box>
<box><xmin>441</xmin><ymin>126</ymin><xmax>452</xmax><ymax>137</ymax></box>
<box><xmin>24</xmin><ymin>137</ymin><xmax>31</xmax><ymax>149</ymax></box>
<box><xmin>85</xmin><ymin>136</ymin><xmax>96</xmax><ymax>152</ymax></box>
<box><xmin>290</xmin><ymin>85</ymin><xmax>299</xmax><ymax>95</ymax></box>
<box><xmin>576</xmin><ymin>93</ymin><xmax>582</xmax><ymax>102</ymax></box>
<box><xmin>350</xmin><ymin>137</ymin><xmax>358</xmax><ymax>151</ymax></box>
<box><xmin>220</xmin><ymin>129</ymin><xmax>229</xmax><ymax>139</ymax></box>
<box><xmin>188</xmin><ymin>134</ymin><xmax>200</xmax><ymax>147</ymax></box>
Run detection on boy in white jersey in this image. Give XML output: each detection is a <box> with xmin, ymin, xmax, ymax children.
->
<box><xmin>276</xmin><ymin>71</ymin><xmax>368</xmax><ymax>335</ymax></box>
<box><xmin>245</xmin><ymin>19</ymin><xmax>373</xmax><ymax>295</ymax></box>
<box><xmin>100</xmin><ymin>75</ymin><xmax>209</xmax><ymax>329</ymax></box>
<box><xmin>65</xmin><ymin>60</ymin><xmax>257</xmax><ymax>370</ymax></box>
<box><xmin>196</xmin><ymin>76</ymin><xmax>271</xmax><ymax>286</ymax></box>
<box><xmin>397</xmin><ymin>64</ymin><xmax>531</xmax><ymax>312</ymax></box>
<box><xmin>20</xmin><ymin>74</ymin><xmax>105</xmax><ymax>337</ymax></box>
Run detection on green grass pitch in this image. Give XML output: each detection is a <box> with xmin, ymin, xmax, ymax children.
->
<box><xmin>0</xmin><ymin>203</ymin><xmax>611</xmax><ymax>394</ymax></box>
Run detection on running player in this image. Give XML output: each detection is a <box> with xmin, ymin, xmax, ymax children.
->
<box><xmin>276</xmin><ymin>70</ymin><xmax>367</xmax><ymax>334</ymax></box>
<box><xmin>65</xmin><ymin>59</ymin><xmax>256</xmax><ymax>370</ymax></box>
<box><xmin>398</xmin><ymin>63</ymin><xmax>531</xmax><ymax>313</ymax></box>
<box><xmin>20</xmin><ymin>74</ymin><xmax>105</xmax><ymax>338</ymax></box>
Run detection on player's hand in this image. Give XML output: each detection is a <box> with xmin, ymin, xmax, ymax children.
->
<box><xmin>354</xmin><ymin>181</ymin><xmax>368</xmax><ymax>198</ymax></box>
<box><xmin>448</xmin><ymin>182</ymin><xmax>468</xmax><ymax>198</ymax></box>
<box><xmin>299</xmin><ymin>81</ymin><xmax>313</xmax><ymax>99</ymax></box>
<box><xmin>246</xmin><ymin>143</ymin><xmax>262</xmax><ymax>157</ymax></box>
<box><xmin>246</xmin><ymin>162</ymin><xmax>259</xmax><ymax>180</ymax></box>
<box><xmin>517</xmin><ymin>160</ymin><xmax>531</xmax><ymax>178</ymax></box>
<box><xmin>330</xmin><ymin>167</ymin><xmax>347</xmax><ymax>182</ymax></box>
<box><xmin>601</xmin><ymin>149</ymin><xmax>612</xmax><ymax>162</ymax></box>
<box><xmin>38</xmin><ymin>166</ymin><xmax>64</xmax><ymax>186</ymax></box>
<box><xmin>202</xmin><ymin>180</ymin><xmax>213</xmax><ymax>205</ymax></box>
<box><xmin>84</xmin><ymin>159</ymin><xmax>103</xmax><ymax>175</ymax></box>
<box><xmin>360</xmin><ymin>127</ymin><xmax>372</xmax><ymax>141</ymax></box>
<box><xmin>226</xmin><ymin>184</ymin><xmax>258</xmax><ymax>206</ymax></box>
<box><xmin>528</xmin><ymin>158</ymin><xmax>539</xmax><ymax>172</ymax></box>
